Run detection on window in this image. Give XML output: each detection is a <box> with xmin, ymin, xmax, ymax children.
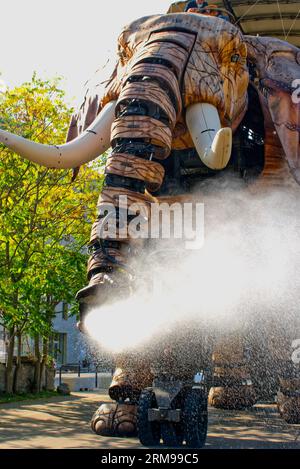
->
<box><xmin>49</xmin><ymin>333</ymin><xmax>67</xmax><ymax>365</ymax></box>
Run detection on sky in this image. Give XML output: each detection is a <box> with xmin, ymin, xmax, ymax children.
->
<box><xmin>0</xmin><ymin>0</ymin><xmax>172</xmax><ymax>106</ymax></box>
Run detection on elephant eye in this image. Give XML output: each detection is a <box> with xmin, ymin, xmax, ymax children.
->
<box><xmin>231</xmin><ymin>54</ymin><xmax>240</xmax><ymax>63</ymax></box>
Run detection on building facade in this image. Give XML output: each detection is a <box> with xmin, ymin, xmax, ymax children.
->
<box><xmin>0</xmin><ymin>303</ymin><xmax>88</xmax><ymax>366</ymax></box>
<box><xmin>51</xmin><ymin>302</ymin><xmax>89</xmax><ymax>366</ymax></box>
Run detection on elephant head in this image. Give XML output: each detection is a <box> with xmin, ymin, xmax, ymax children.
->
<box><xmin>0</xmin><ymin>13</ymin><xmax>250</xmax><ymax>172</ymax></box>
<box><xmin>1</xmin><ymin>12</ymin><xmax>300</xmax><ymax>186</ymax></box>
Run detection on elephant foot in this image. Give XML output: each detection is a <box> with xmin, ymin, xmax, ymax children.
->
<box><xmin>277</xmin><ymin>378</ymin><xmax>300</xmax><ymax>424</ymax></box>
<box><xmin>91</xmin><ymin>402</ymin><xmax>137</xmax><ymax>437</ymax></box>
<box><xmin>210</xmin><ymin>335</ymin><xmax>256</xmax><ymax>410</ymax></box>
<box><xmin>208</xmin><ymin>384</ymin><xmax>256</xmax><ymax>410</ymax></box>
<box><xmin>109</xmin><ymin>365</ymin><xmax>153</xmax><ymax>402</ymax></box>
<box><xmin>91</xmin><ymin>364</ymin><xmax>152</xmax><ymax>437</ymax></box>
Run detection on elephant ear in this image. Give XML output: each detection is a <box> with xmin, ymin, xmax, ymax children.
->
<box><xmin>66</xmin><ymin>62</ymin><xmax>120</xmax><ymax>180</ymax></box>
<box><xmin>245</xmin><ymin>35</ymin><xmax>300</xmax><ymax>184</ymax></box>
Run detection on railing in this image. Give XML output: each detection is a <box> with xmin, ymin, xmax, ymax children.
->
<box><xmin>58</xmin><ymin>363</ymin><xmax>81</xmax><ymax>385</ymax></box>
<box><xmin>58</xmin><ymin>363</ymin><xmax>112</xmax><ymax>388</ymax></box>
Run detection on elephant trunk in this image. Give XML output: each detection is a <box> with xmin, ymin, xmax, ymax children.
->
<box><xmin>0</xmin><ymin>101</ymin><xmax>116</xmax><ymax>169</ymax></box>
<box><xmin>186</xmin><ymin>103</ymin><xmax>232</xmax><ymax>170</ymax></box>
<box><xmin>76</xmin><ymin>28</ymin><xmax>197</xmax><ymax>310</ymax></box>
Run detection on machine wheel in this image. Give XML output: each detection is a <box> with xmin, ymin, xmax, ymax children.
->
<box><xmin>137</xmin><ymin>389</ymin><xmax>161</xmax><ymax>447</ymax></box>
<box><xmin>183</xmin><ymin>388</ymin><xmax>208</xmax><ymax>448</ymax></box>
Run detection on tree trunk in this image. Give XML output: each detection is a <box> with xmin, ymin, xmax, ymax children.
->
<box><xmin>33</xmin><ymin>334</ymin><xmax>41</xmax><ymax>393</ymax></box>
<box><xmin>13</xmin><ymin>332</ymin><xmax>22</xmax><ymax>393</ymax></box>
<box><xmin>5</xmin><ymin>327</ymin><xmax>15</xmax><ymax>394</ymax></box>
<box><xmin>39</xmin><ymin>337</ymin><xmax>49</xmax><ymax>391</ymax></box>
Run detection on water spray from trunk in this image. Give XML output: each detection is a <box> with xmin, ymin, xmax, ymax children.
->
<box><xmin>85</xmin><ymin>181</ymin><xmax>300</xmax><ymax>364</ymax></box>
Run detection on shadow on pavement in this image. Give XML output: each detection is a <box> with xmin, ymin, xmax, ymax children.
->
<box><xmin>0</xmin><ymin>393</ymin><xmax>299</xmax><ymax>449</ymax></box>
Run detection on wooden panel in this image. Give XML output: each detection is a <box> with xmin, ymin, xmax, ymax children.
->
<box><xmin>105</xmin><ymin>153</ymin><xmax>165</xmax><ymax>192</ymax></box>
<box><xmin>183</xmin><ymin>22</ymin><xmax>249</xmax><ymax>128</ymax></box>
<box><xmin>250</xmin><ymin>96</ymin><xmax>300</xmax><ymax>191</ymax></box>
<box><xmin>111</xmin><ymin>116</ymin><xmax>173</xmax><ymax>156</ymax></box>
<box><xmin>131</xmin><ymin>41</ymin><xmax>189</xmax><ymax>79</ymax></box>
<box><xmin>124</xmin><ymin>62</ymin><xmax>182</xmax><ymax>116</ymax></box>
<box><xmin>87</xmin><ymin>249</ymin><xmax>126</xmax><ymax>272</ymax></box>
<box><xmin>117</xmin><ymin>81</ymin><xmax>176</xmax><ymax>128</ymax></box>
<box><xmin>98</xmin><ymin>187</ymin><xmax>154</xmax><ymax>218</ymax></box>
<box><xmin>148</xmin><ymin>30</ymin><xmax>196</xmax><ymax>52</ymax></box>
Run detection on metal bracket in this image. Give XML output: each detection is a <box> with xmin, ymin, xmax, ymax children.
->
<box><xmin>148</xmin><ymin>408</ymin><xmax>181</xmax><ymax>423</ymax></box>
<box><xmin>152</xmin><ymin>380</ymin><xmax>183</xmax><ymax>408</ymax></box>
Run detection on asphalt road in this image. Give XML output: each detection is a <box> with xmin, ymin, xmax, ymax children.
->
<box><xmin>0</xmin><ymin>391</ymin><xmax>299</xmax><ymax>449</ymax></box>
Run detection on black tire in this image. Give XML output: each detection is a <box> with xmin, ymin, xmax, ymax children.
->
<box><xmin>183</xmin><ymin>388</ymin><xmax>208</xmax><ymax>449</ymax></box>
<box><xmin>137</xmin><ymin>389</ymin><xmax>161</xmax><ymax>447</ymax></box>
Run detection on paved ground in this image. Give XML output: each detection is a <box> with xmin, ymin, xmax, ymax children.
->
<box><xmin>0</xmin><ymin>391</ymin><xmax>299</xmax><ymax>449</ymax></box>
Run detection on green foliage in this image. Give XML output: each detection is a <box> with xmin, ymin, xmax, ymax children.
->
<box><xmin>0</xmin><ymin>74</ymin><xmax>103</xmax><ymax>340</ymax></box>
<box><xmin>0</xmin><ymin>390</ymin><xmax>59</xmax><ymax>404</ymax></box>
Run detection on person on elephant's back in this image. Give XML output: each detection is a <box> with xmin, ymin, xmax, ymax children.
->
<box><xmin>184</xmin><ymin>0</ymin><xmax>208</xmax><ymax>12</ymax></box>
<box><xmin>184</xmin><ymin>0</ymin><xmax>230</xmax><ymax>21</ymax></box>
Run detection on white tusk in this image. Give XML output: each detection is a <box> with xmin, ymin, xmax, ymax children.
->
<box><xmin>186</xmin><ymin>103</ymin><xmax>232</xmax><ymax>170</ymax></box>
<box><xmin>0</xmin><ymin>100</ymin><xmax>117</xmax><ymax>169</ymax></box>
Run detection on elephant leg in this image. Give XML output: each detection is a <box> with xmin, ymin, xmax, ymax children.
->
<box><xmin>276</xmin><ymin>339</ymin><xmax>300</xmax><ymax>424</ymax></box>
<box><xmin>209</xmin><ymin>334</ymin><xmax>256</xmax><ymax>410</ymax></box>
<box><xmin>108</xmin><ymin>354</ymin><xmax>154</xmax><ymax>401</ymax></box>
<box><xmin>91</xmin><ymin>354</ymin><xmax>153</xmax><ymax>437</ymax></box>
<box><xmin>91</xmin><ymin>402</ymin><xmax>138</xmax><ymax>437</ymax></box>
<box><xmin>277</xmin><ymin>375</ymin><xmax>300</xmax><ymax>424</ymax></box>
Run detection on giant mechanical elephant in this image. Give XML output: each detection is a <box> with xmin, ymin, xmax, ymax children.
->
<box><xmin>1</xmin><ymin>11</ymin><xmax>300</xmax><ymax>435</ymax></box>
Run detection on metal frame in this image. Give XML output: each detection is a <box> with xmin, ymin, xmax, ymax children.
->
<box><xmin>220</xmin><ymin>0</ymin><xmax>300</xmax><ymax>45</ymax></box>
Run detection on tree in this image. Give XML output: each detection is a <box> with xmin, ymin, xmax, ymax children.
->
<box><xmin>0</xmin><ymin>74</ymin><xmax>103</xmax><ymax>392</ymax></box>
